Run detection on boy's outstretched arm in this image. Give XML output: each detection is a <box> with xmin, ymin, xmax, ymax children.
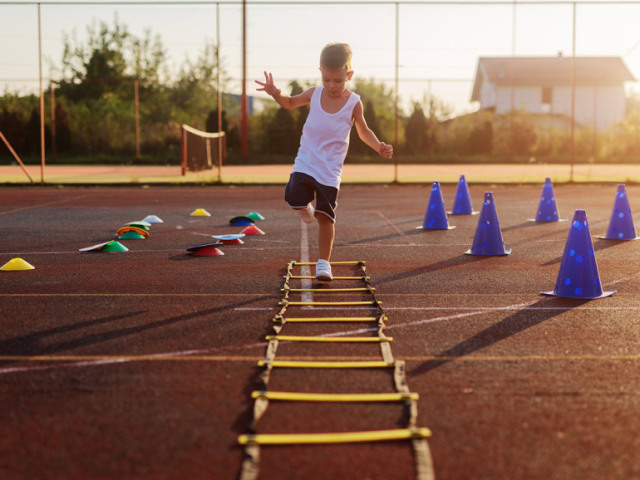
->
<box><xmin>353</xmin><ymin>100</ymin><xmax>393</xmax><ymax>159</ymax></box>
<box><xmin>255</xmin><ymin>71</ymin><xmax>313</xmax><ymax>110</ymax></box>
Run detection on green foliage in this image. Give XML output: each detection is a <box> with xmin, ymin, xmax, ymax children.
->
<box><xmin>349</xmin><ymin>100</ymin><xmax>381</xmax><ymax>155</ymax></box>
<box><xmin>0</xmin><ymin>16</ymin><xmax>229</xmax><ymax>160</ymax></box>
<box><xmin>3</xmin><ymin>16</ymin><xmax>640</xmax><ymax>166</ymax></box>
<box><xmin>404</xmin><ymin>104</ymin><xmax>429</xmax><ymax>154</ymax></box>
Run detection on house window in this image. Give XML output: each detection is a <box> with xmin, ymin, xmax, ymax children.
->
<box><xmin>541</xmin><ymin>87</ymin><xmax>552</xmax><ymax>113</ymax></box>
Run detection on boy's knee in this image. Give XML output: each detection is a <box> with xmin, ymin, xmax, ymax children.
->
<box><xmin>315</xmin><ymin>212</ymin><xmax>335</xmax><ymax>225</ymax></box>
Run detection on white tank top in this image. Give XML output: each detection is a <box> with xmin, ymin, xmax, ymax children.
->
<box><xmin>291</xmin><ymin>86</ymin><xmax>360</xmax><ymax>188</ymax></box>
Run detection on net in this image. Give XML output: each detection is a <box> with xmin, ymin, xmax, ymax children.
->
<box><xmin>181</xmin><ymin>124</ymin><xmax>226</xmax><ymax>176</ymax></box>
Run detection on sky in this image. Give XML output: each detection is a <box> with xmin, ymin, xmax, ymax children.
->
<box><xmin>2</xmin><ymin>0</ymin><xmax>640</xmax><ymax>116</ymax></box>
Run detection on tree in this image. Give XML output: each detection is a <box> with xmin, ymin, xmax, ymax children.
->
<box><xmin>171</xmin><ymin>41</ymin><xmax>226</xmax><ymax>128</ymax></box>
<box><xmin>350</xmin><ymin>100</ymin><xmax>380</xmax><ymax>155</ymax></box>
<box><xmin>266</xmin><ymin>108</ymin><xmax>298</xmax><ymax>155</ymax></box>
<box><xmin>290</xmin><ymin>80</ymin><xmax>308</xmax><ymax>143</ymax></box>
<box><xmin>22</xmin><ymin>108</ymin><xmax>51</xmax><ymax>155</ymax></box>
<box><xmin>54</xmin><ymin>102</ymin><xmax>72</xmax><ymax>154</ymax></box>
<box><xmin>468</xmin><ymin>119</ymin><xmax>493</xmax><ymax>154</ymax></box>
<box><xmin>405</xmin><ymin>103</ymin><xmax>428</xmax><ymax>154</ymax></box>
<box><xmin>206</xmin><ymin>109</ymin><xmax>228</xmax><ymax>133</ymax></box>
<box><xmin>0</xmin><ymin>108</ymin><xmax>25</xmax><ymax>159</ymax></box>
<box><xmin>58</xmin><ymin>16</ymin><xmax>132</xmax><ymax>101</ymax></box>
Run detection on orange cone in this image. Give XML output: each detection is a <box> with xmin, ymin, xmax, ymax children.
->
<box><xmin>241</xmin><ymin>225</ymin><xmax>265</xmax><ymax>235</ymax></box>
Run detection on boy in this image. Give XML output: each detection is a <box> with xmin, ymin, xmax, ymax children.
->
<box><xmin>256</xmin><ymin>43</ymin><xmax>393</xmax><ymax>281</ymax></box>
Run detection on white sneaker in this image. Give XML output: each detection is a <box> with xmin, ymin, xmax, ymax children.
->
<box><xmin>296</xmin><ymin>204</ymin><xmax>315</xmax><ymax>224</ymax></box>
<box><xmin>315</xmin><ymin>259</ymin><xmax>333</xmax><ymax>282</ymax></box>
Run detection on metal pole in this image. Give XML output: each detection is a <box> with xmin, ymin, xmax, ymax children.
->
<box><xmin>134</xmin><ymin>78</ymin><xmax>141</xmax><ymax>159</ymax></box>
<box><xmin>38</xmin><ymin>3</ymin><xmax>45</xmax><ymax>183</ymax></box>
<box><xmin>570</xmin><ymin>1</ymin><xmax>576</xmax><ymax>182</ymax></box>
<box><xmin>240</xmin><ymin>0</ymin><xmax>249</xmax><ymax>162</ymax></box>
<box><xmin>509</xmin><ymin>0</ymin><xmax>517</xmax><ymax>161</ymax></box>
<box><xmin>394</xmin><ymin>1</ymin><xmax>399</xmax><ymax>183</ymax></box>
<box><xmin>0</xmin><ymin>131</ymin><xmax>34</xmax><ymax>183</ymax></box>
<box><xmin>50</xmin><ymin>81</ymin><xmax>56</xmax><ymax>158</ymax></box>
<box><xmin>217</xmin><ymin>2</ymin><xmax>223</xmax><ymax>181</ymax></box>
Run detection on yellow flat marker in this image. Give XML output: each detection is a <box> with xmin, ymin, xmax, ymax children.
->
<box><xmin>258</xmin><ymin>360</ymin><xmax>394</xmax><ymax>368</ymax></box>
<box><xmin>282</xmin><ymin>287</ymin><xmax>374</xmax><ymax>293</ymax></box>
<box><xmin>279</xmin><ymin>301</ymin><xmax>379</xmax><ymax>306</ymax></box>
<box><xmin>251</xmin><ymin>391</ymin><xmax>419</xmax><ymax>402</ymax></box>
<box><xmin>265</xmin><ymin>335</ymin><xmax>392</xmax><ymax>343</ymax></box>
<box><xmin>292</xmin><ymin>261</ymin><xmax>364</xmax><ymax>266</ymax></box>
<box><xmin>278</xmin><ymin>316</ymin><xmax>386</xmax><ymax>323</ymax></box>
<box><xmin>286</xmin><ymin>276</ymin><xmax>370</xmax><ymax>280</ymax></box>
<box><xmin>238</xmin><ymin>428</ymin><xmax>431</xmax><ymax>445</ymax></box>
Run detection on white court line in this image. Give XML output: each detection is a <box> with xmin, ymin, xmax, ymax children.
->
<box><xmin>0</xmin><ymin>343</ymin><xmax>267</xmax><ymax>376</ymax></box>
<box><xmin>300</xmin><ymin>219</ymin><xmax>313</xmax><ymax>304</ymax></box>
<box><xmin>377</xmin><ymin>211</ymin><xmax>417</xmax><ymax>245</ymax></box>
<box><xmin>235</xmin><ymin>307</ymin><xmax>275</xmax><ymax>311</ymax></box>
<box><xmin>235</xmin><ymin>305</ymin><xmax>640</xmax><ymax>312</ymax></box>
<box><xmin>0</xmin><ymin>306</ymin><xmax>519</xmax><ymax>375</ymax></box>
<box><xmin>0</xmin><ymin>195</ymin><xmax>89</xmax><ymax>216</ymax></box>
<box><xmin>385</xmin><ymin>305</ymin><xmax>640</xmax><ymax>311</ymax></box>
<box><xmin>4</xmin><ymin>298</ymin><xmax>638</xmax><ymax>376</ymax></box>
<box><xmin>604</xmin><ymin>271</ymin><xmax>640</xmax><ymax>286</ymax></box>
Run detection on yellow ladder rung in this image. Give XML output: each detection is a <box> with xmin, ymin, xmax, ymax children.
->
<box><xmin>258</xmin><ymin>360</ymin><xmax>394</xmax><ymax>368</ymax></box>
<box><xmin>277</xmin><ymin>316</ymin><xmax>386</xmax><ymax>323</ymax></box>
<box><xmin>282</xmin><ymin>287</ymin><xmax>374</xmax><ymax>293</ymax></box>
<box><xmin>292</xmin><ymin>261</ymin><xmax>364</xmax><ymax>266</ymax></box>
<box><xmin>265</xmin><ymin>335</ymin><xmax>392</xmax><ymax>343</ymax></box>
<box><xmin>279</xmin><ymin>301</ymin><xmax>379</xmax><ymax>306</ymax></box>
<box><xmin>286</xmin><ymin>276</ymin><xmax>370</xmax><ymax>280</ymax></box>
<box><xmin>251</xmin><ymin>391</ymin><xmax>419</xmax><ymax>402</ymax></box>
<box><xmin>238</xmin><ymin>428</ymin><xmax>431</xmax><ymax>445</ymax></box>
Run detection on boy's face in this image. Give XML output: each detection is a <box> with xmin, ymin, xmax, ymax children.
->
<box><xmin>320</xmin><ymin>68</ymin><xmax>353</xmax><ymax>97</ymax></box>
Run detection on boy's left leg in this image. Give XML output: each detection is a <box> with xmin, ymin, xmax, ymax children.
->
<box><xmin>316</xmin><ymin>214</ymin><xmax>335</xmax><ymax>262</ymax></box>
<box><xmin>315</xmin><ymin>213</ymin><xmax>335</xmax><ymax>281</ymax></box>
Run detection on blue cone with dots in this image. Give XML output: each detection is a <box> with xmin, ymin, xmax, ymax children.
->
<box><xmin>534</xmin><ymin>177</ymin><xmax>562</xmax><ymax>222</ymax></box>
<box><xmin>465</xmin><ymin>192</ymin><xmax>511</xmax><ymax>255</ymax></box>
<box><xmin>599</xmin><ymin>184</ymin><xmax>639</xmax><ymax>240</ymax></box>
<box><xmin>542</xmin><ymin>209</ymin><xmax>615</xmax><ymax>299</ymax></box>
<box><xmin>449</xmin><ymin>175</ymin><xmax>478</xmax><ymax>215</ymax></box>
<box><xmin>419</xmin><ymin>181</ymin><xmax>455</xmax><ymax>230</ymax></box>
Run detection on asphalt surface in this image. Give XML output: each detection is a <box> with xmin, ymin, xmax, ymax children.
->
<box><xmin>1</xmin><ymin>184</ymin><xmax>639</xmax><ymax>480</ymax></box>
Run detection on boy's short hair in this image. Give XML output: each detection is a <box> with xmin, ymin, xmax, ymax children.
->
<box><xmin>320</xmin><ymin>43</ymin><xmax>352</xmax><ymax>72</ymax></box>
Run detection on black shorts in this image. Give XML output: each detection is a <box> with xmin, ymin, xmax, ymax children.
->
<box><xmin>284</xmin><ymin>172</ymin><xmax>339</xmax><ymax>222</ymax></box>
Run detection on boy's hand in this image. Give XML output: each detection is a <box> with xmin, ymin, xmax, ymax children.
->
<box><xmin>255</xmin><ymin>71</ymin><xmax>281</xmax><ymax>97</ymax></box>
<box><xmin>378</xmin><ymin>142</ymin><xmax>393</xmax><ymax>159</ymax></box>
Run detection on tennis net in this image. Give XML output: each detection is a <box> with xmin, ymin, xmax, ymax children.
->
<box><xmin>181</xmin><ymin>124</ymin><xmax>226</xmax><ymax>176</ymax></box>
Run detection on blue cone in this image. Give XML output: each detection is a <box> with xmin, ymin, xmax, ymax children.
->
<box><xmin>419</xmin><ymin>181</ymin><xmax>455</xmax><ymax>230</ymax></box>
<box><xmin>465</xmin><ymin>192</ymin><xmax>511</xmax><ymax>255</ymax></box>
<box><xmin>542</xmin><ymin>209</ymin><xmax>615</xmax><ymax>299</ymax></box>
<box><xmin>449</xmin><ymin>175</ymin><xmax>477</xmax><ymax>215</ymax></box>
<box><xmin>534</xmin><ymin>177</ymin><xmax>563</xmax><ymax>222</ymax></box>
<box><xmin>599</xmin><ymin>184</ymin><xmax>638</xmax><ymax>240</ymax></box>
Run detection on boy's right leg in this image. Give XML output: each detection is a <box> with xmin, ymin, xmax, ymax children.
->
<box><xmin>294</xmin><ymin>204</ymin><xmax>315</xmax><ymax>224</ymax></box>
<box><xmin>284</xmin><ymin>173</ymin><xmax>316</xmax><ymax>224</ymax></box>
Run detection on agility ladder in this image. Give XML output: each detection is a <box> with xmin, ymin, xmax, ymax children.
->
<box><xmin>238</xmin><ymin>260</ymin><xmax>434</xmax><ymax>480</ymax></box>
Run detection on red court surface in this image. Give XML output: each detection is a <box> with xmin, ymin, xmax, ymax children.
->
<box><xmin>1</xmin><ymin>184</ymin><xmax>639</xmax><ymax>480</ymax></box>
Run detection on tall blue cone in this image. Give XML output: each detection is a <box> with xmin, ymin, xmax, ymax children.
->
<box><xmin>419</xmin><ymin>181</ymin><xmax>455</xmax><ymax>230</ymax></box>
<box><xmin>598</xmin><ymin>184</ymin><xmax>639</xmax><ymax>240</ymax></box>
<box><xmin>465</xmin><ymin>192</ymin><xmax>511</xmax><ymax>255</ymax></box>
<box><xmin>542</xmin><ymin>209</ymin><xmax>615</xmax><ymax>299</ymax></box>
<box><xmin>449</xmin><ymin>175</ymin><xmax>478</xmax><ymax>215</ymax></box>
<box><xmin>533</xmin><ymin>177</ymin><xmax>564</xmax><ymax>222</ymax></box>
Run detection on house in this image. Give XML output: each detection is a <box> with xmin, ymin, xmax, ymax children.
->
<box><xmin>471</xmin><ymin>56</ymin><xmax>635</xmax><ymax>131</ymax></box>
